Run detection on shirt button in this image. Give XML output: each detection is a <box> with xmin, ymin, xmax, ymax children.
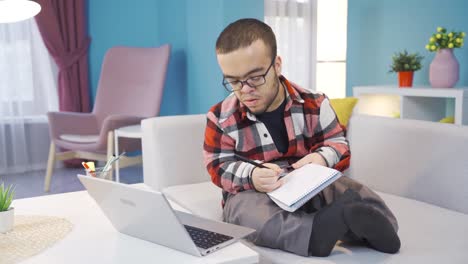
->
<box><xmin>263</xmin><ymin>133</ymin><xmax>268</xmax><ymax>138</ymax></box>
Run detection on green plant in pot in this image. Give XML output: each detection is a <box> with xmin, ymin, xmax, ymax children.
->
<box><xmin>389</xmin><ymin>50</ymin><xmax>424</xmax><ymax>88</ymax></box>
<box><xmin>0</xmin><ymin>182</ymin><xmax>15</xmax><ymax>233</ymax></box>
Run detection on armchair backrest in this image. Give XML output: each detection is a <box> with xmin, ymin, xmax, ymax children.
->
<box><xmin>93</xmin><ymin>45</ymin><xmax>171</xmax><ymax>125</ymax></box>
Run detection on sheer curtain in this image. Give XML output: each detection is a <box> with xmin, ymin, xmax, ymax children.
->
<box><xmin>265</xmin><ymin>0</ymin><xmax>317</xmax><ymax>90</ymax></box>
<box><xmin>0</xmin><ymin>19</ymin><xmax>58</xmax><ymax>174</ymax></box>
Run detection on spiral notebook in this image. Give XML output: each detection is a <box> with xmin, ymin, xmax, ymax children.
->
<box><xmin>267</xmin><ymin>164</ymin><xmax>343</xmax><ymax>212</ymax></box>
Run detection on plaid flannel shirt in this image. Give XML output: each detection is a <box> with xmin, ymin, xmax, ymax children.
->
<box><xmin>203</xmin><ymin>76</ymin><xmax>350</xmax><ymax>201</ymax></box>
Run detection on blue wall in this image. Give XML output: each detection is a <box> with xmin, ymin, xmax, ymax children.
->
<box><xmin>88</xmin><ymin>0</ymin><xmax>263</xmax><ymax>115</ymax></box>
<box><xmin>157</xmin><ymin>0</ymin><xmax>188</xmax><ymax>115</ymax></box>
<box><xmin>184</xmin><ymin>0</ymin><xmax>264</xmax><ymax>114</ymax></box>
<box><xmin>347</xmin><ymin>0</ymin><xmax>468</xmax><ymax>95</ymax></box>
<box><xmin>88</xmin><ymin>0</ymin><xmax>159</xmax><ymax>104</ymax></box>
<box><xmin>185</xmin><ymin>0</ymin><xmax>225</xmax><ymax>115</ymax></box>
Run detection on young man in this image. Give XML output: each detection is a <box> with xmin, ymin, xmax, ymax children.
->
<box><xmin>203</xmin><ymin>18</ymin><xmax>400</xmax><ymax>257</ymax></box>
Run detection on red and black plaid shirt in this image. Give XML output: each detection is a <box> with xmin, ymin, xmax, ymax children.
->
<box><xmin>203</xmin><ymin>76</ymin><xmax>350</xmax><ymax>201</ymax></box>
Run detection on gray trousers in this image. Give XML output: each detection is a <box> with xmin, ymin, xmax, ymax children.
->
<box><xmin>223</xmin><ymin>176</ymin><xmax>399</xmax><ymax>256</ymax></box>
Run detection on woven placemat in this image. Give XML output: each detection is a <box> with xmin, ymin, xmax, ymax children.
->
<box><xmin>0</xmin><ymin>215</ymin><xmax>73</xmax><ymax>264</ymax></box>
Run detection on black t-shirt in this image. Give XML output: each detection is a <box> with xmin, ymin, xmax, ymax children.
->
<box><xmin>257</xmin><ymin>98</ymin><xmax>289</xmax><ymax>154</ymax></box>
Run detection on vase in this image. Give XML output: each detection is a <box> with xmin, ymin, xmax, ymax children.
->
<box><xmin>0</xmin><ymin>207</ymin><xmax>14</xmax><ymax>233</ymax></box>
<box><xmin>429</xmin><ymin>48</ymin><xmax>459</xmax><ymax>88</ymax></box>
<box><xmin>398</xmin><ymin>71</ymin><xmax>414</xmax><ymax>88</ymax></box>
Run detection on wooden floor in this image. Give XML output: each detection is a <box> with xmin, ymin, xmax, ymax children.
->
<box><xmin>1</xmin><ymin>166</ymin><xmax>143</xmax><ymax>199</ymax></box>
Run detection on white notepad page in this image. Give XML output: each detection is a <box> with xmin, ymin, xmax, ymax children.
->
<box><xmin>267</xmin><ymin>163</ymin><xmax>341</xmax><ymax>207</ymax></box>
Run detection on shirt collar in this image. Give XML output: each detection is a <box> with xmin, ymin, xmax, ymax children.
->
<box><xmin>240</xmin><ymin>75</ymin><xmax>304</xmax><ymax>121</ymax></box>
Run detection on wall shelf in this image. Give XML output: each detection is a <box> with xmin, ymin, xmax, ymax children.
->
<box><xmin>353</xmin><ymin>86</ymin><xmax>468</xmax><ymax>125</ymax></box>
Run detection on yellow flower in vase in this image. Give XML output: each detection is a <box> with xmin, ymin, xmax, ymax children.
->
<box><xmin>426</xmin><ymin>26</ymin><xmax>465</xmax><ymax>88</ymax></box>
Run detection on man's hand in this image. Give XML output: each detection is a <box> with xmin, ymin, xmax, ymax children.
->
<box><xmin>291</xmin><ymin>152</ymin><xmax>327</xmax><ymax>169</ymax></box>
<box><xmin>252</xmin><ymin>163</ymin><xmax>284</xmax><ymax>193</ymax></box>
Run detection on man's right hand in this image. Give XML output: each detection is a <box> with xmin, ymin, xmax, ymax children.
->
<box><xmin>251</xmin><ymin>163</ymin><xmax>284</xmax><ymax>193</ymax></box>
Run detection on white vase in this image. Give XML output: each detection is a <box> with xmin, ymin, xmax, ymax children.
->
<box><xmin>0</xmin><ymin>207</ymin><xmax>14</xmax><ymax>233</ymax></box>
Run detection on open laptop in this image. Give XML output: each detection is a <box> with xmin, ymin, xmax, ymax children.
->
<box><xmin>78</xmin><ymin>175</ymin><xmax>255</xmax><ymax>257</ymax></box>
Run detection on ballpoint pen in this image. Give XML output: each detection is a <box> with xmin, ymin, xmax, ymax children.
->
<box><xmin>234</xmin><ymin>154</ymin><xmax>267</xmax><ymax>169</ymax></box>
<box><xmin>102</xmin><ymin>152</ymin><xmax>127</xmax><ymax>173</ymax></box>
<box><xmin>235</xmin><ymin>154</ymin><xmax>291</xmax><ymax>178</ymax></box>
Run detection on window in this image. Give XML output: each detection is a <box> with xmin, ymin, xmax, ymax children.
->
<box><xmin>265</xmin><ymin>0</ymin><xmax>348</xmax><ymax>98</ymax></box>
<box><xmin>265</xmin><ymin>0</ymin><xmax>314</xmax><ymax>90</ymax></box>
<box><xmin>316</xmin><ymin>0</ymin><xmax>347</xmax><ymax>98</ymax></box>
<box><xmin>0</xmin><ymin>19</ymin><xmax>57</xmax><ymax>174</ymax></box>
<box><xmin>0</xmin><ymin>40</ymin><xmax>34</xmax><ymax>101</ymax></box>
<box><xmin>0</xmin><ymin>18</ymin><xmax>58</xmax><ymax>119</ymax></box>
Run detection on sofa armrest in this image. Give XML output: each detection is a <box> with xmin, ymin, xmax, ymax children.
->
<box><xmin>347</xmin><ymin>115</ymin><xmax>468</xmax><ymax>214</ymax></box>
<box><xmin>142</xmin><ymin>114</ymin><xmax>208</xmax><ymax>191</ymax></box>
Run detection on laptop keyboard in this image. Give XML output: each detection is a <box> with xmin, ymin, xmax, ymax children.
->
<box><xmin>184</xmin><ymin>225</ymin><xmax>233</xmax><ymax>249</ymax></box>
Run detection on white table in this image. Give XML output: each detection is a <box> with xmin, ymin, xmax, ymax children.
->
<box><xmin>12</xmin><ymin>189</ymin><xmax>259</xmax><ymax>264</ymax></box>
<box><xmin>114</xmin><ymin>125</ymin><xmax>142</xmax><ymax>182</ymax></box>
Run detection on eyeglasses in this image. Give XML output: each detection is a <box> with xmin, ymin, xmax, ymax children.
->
<box><xmin>222</xmin><ymin>59</ymin><xmax>275</xmax><ymax>92</ymax></box>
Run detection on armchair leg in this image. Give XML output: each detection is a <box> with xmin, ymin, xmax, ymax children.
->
<box><xmin>44</xmin><ymin>141</ymin><xmax>56</xmax><ymax>192</ymax></box>
<box><xmin>106</xmin><ymin>130</ymin><xmax>114</xmax><ymax>180</ymax></box>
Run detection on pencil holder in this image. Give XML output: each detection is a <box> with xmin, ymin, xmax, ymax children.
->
<box><xmin>85</xmin><ymin>167</ymin><xmax>112</xmax><ymax>179</ymax></box>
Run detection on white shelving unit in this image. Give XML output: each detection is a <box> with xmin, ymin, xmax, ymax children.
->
<box><xmin>353</xmin><ymin>86</ymin><xmax>468</xmax><ymax>125</ymax></box>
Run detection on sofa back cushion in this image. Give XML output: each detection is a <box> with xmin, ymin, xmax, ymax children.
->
<box><xmin>347</xmin><ymin>115</ymin><xmax>468</xmax><ymax>214</ymax></box>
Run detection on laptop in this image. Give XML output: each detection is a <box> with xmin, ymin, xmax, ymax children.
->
<box><xmin>77</xmin><ymin>175</ymin><xmax>255</xmax><ymax>257</ymax></box>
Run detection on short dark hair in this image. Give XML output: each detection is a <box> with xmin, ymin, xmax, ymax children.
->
<box><xmin>216</xmin><ymin>18</ymin><xmax>277</xmax><ymax>60</ymax></box>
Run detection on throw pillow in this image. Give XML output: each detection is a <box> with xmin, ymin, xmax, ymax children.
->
<box><xmin>330</xmin><ymin>97</ymin><xmax>359</xmax><ymax>127</ymax></box>
<box><xmin>439</xmin><ymin>116</ymin><xmax>454</xmax><ymax>124</ymax></box>
<box><xmin>392</xmin><ymin>112</ymin><xmax>401</xmax><ymax>118</ymax></box>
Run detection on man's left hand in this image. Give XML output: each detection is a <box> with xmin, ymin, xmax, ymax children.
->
<box><xmin>291</xmin><ymin>152</ymin><xmax>327</xmax><ymax>169</ymax></box>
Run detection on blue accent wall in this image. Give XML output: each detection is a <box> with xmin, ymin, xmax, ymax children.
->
<box><xmin>157</xmin><ymin>0</ymin><xmax>188</xmax><ymax>115</ymax></box>
<box><xmin>88</xmin><ymin>0</ymin><xmax>263</xmax><ymax>115</ymax></box>
<box><xmin>185</xmin><ymin>0</ymin><xmax>225</xmax><ymax>115</ymax></box>
<box><xmin>184</xmin><ymin>0</ymin><xmax>264</xmax><ymax>114</ymax></box>
<box><xmin>347</xmin><ymin>0</ymin><xmax>468</xmax><ymax>96</ymax></box>
<box><xmin>87</xmin><ymin>0</ymin><xmax>159</xmax><ymax>105</ymax></box>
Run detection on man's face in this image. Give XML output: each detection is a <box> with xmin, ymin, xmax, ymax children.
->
<box><xmin>217</xmin><ymin>40</ymin><xmax>283</xmax><ymax>115</ymax></box>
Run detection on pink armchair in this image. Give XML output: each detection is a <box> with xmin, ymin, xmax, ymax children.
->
<box><xmin>44</xmin><ymin>45</ymin><xmax>171</xmax><ymax>192</ymax></box>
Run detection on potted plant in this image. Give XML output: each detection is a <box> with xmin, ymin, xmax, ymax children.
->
<box><xmin>0</xmin><ymin>182</ymin><xmax>15</xmax><ymax>233</ymax></box>
<box><xmin>389</xmin><ymin>50</ymin><xmax>424</xmax><ymax>88</ymax></box>
<box><xmin>425</xmin><ymin>26</ymin><xmax>465</xmax><ymax>88</ymax></box>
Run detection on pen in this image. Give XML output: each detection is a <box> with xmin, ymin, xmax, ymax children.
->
<box><xmin>82</xmin><ymin>162</ymin><xmax>95</xmax><ymax>177</ymax></box>
<box><xmin>102</xmin><ymin>152</ymin><xmax>126</xmax><ymax>172</ymax></box>
<box><xmin>235</xmin><ymin>154</ymin><xmax>268</xmax><ymax>169</ymax></box>
<box><xmin>86</xmin><ymin>161</ymin><xmax>95</xmax><ymax>172</ymax></box>
<box><xmin>81</xmin><ymin>162</ymin><xmax>90</xmax><ymax>171</ymax></box>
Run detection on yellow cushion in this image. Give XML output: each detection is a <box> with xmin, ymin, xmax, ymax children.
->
<box><xmin>439</xmin><ymin>116</ymin><xmax>454</xmax><ymax>124</ymax></box>
<box><xmin>392</xmin><ymin>112</ymin><xmax>401</xmax><ymax>118</ymax></box>
<box><xmin>330</xmin><ymin>97</ymin><xmax>359</xmax><ymax>127</ymax></box>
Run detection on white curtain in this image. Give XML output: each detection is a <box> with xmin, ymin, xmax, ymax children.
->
<box><xmin>0</xmin><ymin>19</ymin><xmax>58</xmax><ymax>175</ymax></box>
<box><xmin>265</xmin><ymin>0</ymin><xmax>317</xmax><ymax>90</ymax></box>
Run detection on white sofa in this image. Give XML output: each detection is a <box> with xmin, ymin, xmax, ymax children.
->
<box><xmin>141</xmin><ymin>114</ymin><xmax>468</xmax><ymax>264</ymax></box>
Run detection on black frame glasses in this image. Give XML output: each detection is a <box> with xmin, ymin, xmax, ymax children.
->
<box><xmin>222</xmin><ymin>58</ymin><xmax>275</xmax><ymax>92</ymax></box>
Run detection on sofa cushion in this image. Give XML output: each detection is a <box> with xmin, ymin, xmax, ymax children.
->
<box><xmin>329</xmin><ymin>97</ymin><xmax>358</xmax><ymax>127</ymax></box>
<box><xmin>59</xmin><ymin>134</ymin><xmax>99</xmax><ymax>143</ymax></box>
<box><xmin>163</xmin><ymin>181</ymin><xmax>468</xmax><ymax>263</ymax></box>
